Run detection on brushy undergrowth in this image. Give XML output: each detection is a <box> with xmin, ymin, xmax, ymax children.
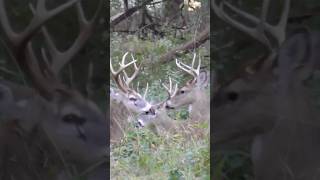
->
<box><xmin>111</xmin><ymin>124</ymin><xmax>210</xmax><ymax>180</ymax></box>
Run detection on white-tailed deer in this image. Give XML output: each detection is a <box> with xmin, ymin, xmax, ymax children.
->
<box><xmin>110</xmin><ymin>52</ymin><xmax>155</xmax><ymax>143</ymax></box>
<box><xmin>165</xmin><ymin>53</ymin><xmax>210</xmax><ymax>122</ymax></box>
<box><xmin>212</xmin><ymin>0</ymin><xmax>320</xmax><ymax>179</ymax></box>
<box><xmin>0</xmin><ymin>0</ymin><xmax>107</xmax><ymax>179</ymax></box>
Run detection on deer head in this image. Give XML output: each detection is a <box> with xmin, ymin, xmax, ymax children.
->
<box><xmin>165</xmin><ymin>53</ymin><xmax>209</xmax><ymax>122</ymax></box>
<box><xmin>0</xmin><ymin>0</ymin><xmax>106</xmax><ymax>178</ymax></box>
<box><xmin>135</xmin><ymin>76</ymin><xmax>178</xmax><ymax>129</ymax></box>
<box><xmin>110</xmin><ymin>52</ymin><xmax>157</xmax><ymax>143</ymax></box>
<box><xmin>110</xmin><ymin>52</ymin><xmax>153</xmax><ymax>114</ymax></box>
<box><xmin>212</xmin><ymin>0</ymin><xmax>320</xmax><ymax>179</ymax></box>
<box><xmin>211</xmin><ymin>0</ymin><xmax>290</xmax><ymax>148</ymax></box>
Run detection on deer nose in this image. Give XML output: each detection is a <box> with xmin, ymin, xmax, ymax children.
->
<box><xmin>137</xmin><ymin>119</ymin><xmax>145</xmax><ymax>128</ymax></box>
<box><xmin>149</xmin><ymin>107</ymin><xmax>156</xmax><ymax>115</ymax></box>
<box><xmin>165</xmin><ymin>104</ymin><xmax>174</xmax><ymax>109</ymax></box>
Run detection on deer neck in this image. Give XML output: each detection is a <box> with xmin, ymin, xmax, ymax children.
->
<box><xmin>189</xmin><ymin>89</ymin><xmax>209</xmax><ymax>122</ymax></box>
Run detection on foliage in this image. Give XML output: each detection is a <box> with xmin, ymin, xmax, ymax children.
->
<box><xmin>111</xmin><ymin>123</ymin><xmax>210</xmax><ymax>179</ymax></box>
<box><xmin>213</xmin><ymin>150</ymin><xmax>253</xmax><ymax>180</ymax></box>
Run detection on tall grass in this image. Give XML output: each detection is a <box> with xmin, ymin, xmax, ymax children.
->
<box><xmin>111</xmin><ymin>123</ymin><xmax>210</xmax><ymax>179</ymax></box>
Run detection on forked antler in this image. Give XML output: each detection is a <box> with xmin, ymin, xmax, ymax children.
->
<box><xmin>29</xmin><ymin>1</ymin><xmax>102</xmax><ymax>75</ymax></box>
<box><xmin>136</xmin><ymin>81</ymin><xmax>149</xmax><ymax>99</ymax></box>
<box><xmin>110</xmin><ymin>52</ymin><xmax>141</xmax><ymax>93</ymax></box>
<box><xmin>0</xmin><ymin>0</ymin><xmax>102</xmax><ymax>100</ymax></box>
<box><xmin>176</xmin><ymin>53</ymin><xmax>201</xmax><ymax>84</ymax></box>
<box><xmin>212</xmin><ymin>0</ymin><xmax>290</xmax><ymax>49</ymax></box>
<box><xmin>212</xmin><ymin>0</ymin><xmax>290</xmax><ymax>59</ymax></box>
<box><xmin>150</xmin><ymin>77</ymin><xmax>178</xmax><ymax>109</ymax></box>
<box><xmin>162</xmin><ymin>77</ymin><xmax>178</xmax><ymax>99</ymax></box>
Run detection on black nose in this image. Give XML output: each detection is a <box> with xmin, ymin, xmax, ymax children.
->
<box><xmin>149</xmin><ymin>108</ymin><xmax>156</xmax><ymax>115</ymax></box>
<box><xmin>135</xmin><ymin>120</ymin><xmax>144</xmax><ymax>128</ymax></box>
<box><xmin>165</xmin><ymin>105</ymin><xmax>174</xmax><ymax>109</ymax></box>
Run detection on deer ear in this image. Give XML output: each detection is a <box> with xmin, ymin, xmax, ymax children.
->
<box><xmin>197</xmin><ymin>70</ymin><xmax>209</xmax><ymax>88</ymax></box>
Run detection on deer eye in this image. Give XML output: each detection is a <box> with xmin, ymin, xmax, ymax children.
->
<box><xmin>129</xmin><ymin>97</ymin><xmax>137</xmax><ymax>101</ymax></box>
<box><xmin>145</xmin><ymin>111</ymin><xmax>149</xmax><ymax>115</ymax></box>
<box><xmin>226</xmin><ymin>91</ymin><xmax>239</xmax><ymax>102</ymax></box>
<box><xmin>180</xmin><ymin>90</ymin><xmax>185</xmax><ymax>94</ymax></box>
<box><xmin>62</xmin><ymin>114</ymin><xmax>86</xmax><ymax>125</ymax></box>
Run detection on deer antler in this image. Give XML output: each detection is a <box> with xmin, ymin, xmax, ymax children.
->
<box><xmin>0</xmin><ymin>0</ymin><xmax>79</xmax><ymax>48</ymax></box>
<box><xmin>122</xmin><ymin>54</ymin><xmax>141</xmax><ymax>87</ymax></box>
<box><xmin>0</xmin><ymin>0</ymin><xmax>102</xmax><ymax>100</ymax></box>
<box><xmin>135</xmin><ymin>81</ymin><xmax>149</xmax><ymax>100</ymax></box>
<box><xmin>29</xmin><ymin>0</ymin><xmax>103</xmax><ymax>76</ymax></box>
<box><xmin>110</xmin><ymin>52</ymin><xmax>141</xmax><ymax>93</ymax></box>
<box><xmin>176</xmin><ymin>53</ymin><xmax>201</xmax><ymax>83</ymax></box>
<box><xmin>212</xmin><ymin>0</ymin><xmax>290</xmax><ymax>71</ymax></box>
<box><xmin>162</xmin><ymin>77</ymin><xmax>178</xmax><ymax>99</ymax></box>
<box><xmin>150</xmin><ymin>77</ymin><xmax>178</xmax><ymax>109</ymax></box>
<box><xmin>212</xmin><ymin>0</ymin><xmax>290</xmax><ymax>51</ymax></box>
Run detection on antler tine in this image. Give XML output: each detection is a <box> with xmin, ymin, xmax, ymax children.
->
<box><xmin>175</xmin><ymin>53</ymin><xmax>201</xmax><ymax>80</ymax></box>
<box><xmin>270</xmin><ymin>0</ymin><xmax>290</xmax><ymax>45</ymax></box>
<box><xmin>0</xmin><ymin>0</ymin><xmax>79</xmax><ymax>48</ymax></box>
<box><xmin>136</xmin><ymin>81</ymin><xmax>140</xmax><ymax>94</ymax></box>
<box><xmin>212</xmin><ymin>0</ymin><xmax>290</xmax><ymax>50</ymax></box>
<box><xmin>176</xmin><ymin>59</ymin><xmax>194</xmax><ymax>76</ymax></box>
<box><xmin>25</xmin><ymin>42</ymin><xmax>63</xmax><ymax>99</ymax></box>
<box><xmin>169</xmin><ymin>77</ymin><xmax>173</xmax><ymax>93</ymax></box>
<box><xmin>130</xmin><ymin>54</ymin><xmax>139</xmax><ymax>70</ymax></box>
<box><xmin>162</xmin><ymin>78</ymin><xmax>170</xmax><ymax>94</ymax></box>
<box><xmin>29</xmin><ymin>0</ymin><xmax>103</xmax><ymax>75</ymax></box>
<box><xmin>151</xmin><ymin>77</ymin><xmax>178</xmax><ymax>109</ymax></box>
<box><xmin>212</xmin><ymin>0</ymin><xmax>271</xmax><ymax>50</ymax></box>
<box><xmin>162</xmin><ymin>77</ymin><xmax>178</xmax><ymax>98</ymax></box>
<box><xmin>196</xmin><ymin>54</ymin><xmax>201</xmax><ymax>75</ymax></box>
<box><xmin>121</xmin><ymin>53</ymin><xmax>141</xmax><ymax>86</ymax></box>
<box><xmin>110</xmin><ymin>52</ymin><xmax>141</xmax><ymax>93</ymax></box>
<box><xmin>110</xmin><ymin>52</ymin><xmax>136</xmax><ymax>75</ymax></box>
<box><xmin>224</xmin><ymin>0</ymin><xmax>290</xmax><ymax>45</ymax></box>
<box><xmin>143</xmin><ymin>82</ymin><xmax>149</xmax><ymax>99</ymax></box>
<box><xmin>191</xmin><ymin>53</ymin><xmax>196</xmax><ymax>68</ymax></box>
<box><xmin>0</xmin><ymin>0</ymin><xmax>80</xmax><ymax>99</ymax></box>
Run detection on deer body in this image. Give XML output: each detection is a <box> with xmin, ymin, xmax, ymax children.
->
<box><xmin>110</xmin><ymin>88</ymin><xmax>134</xmax><ymax>143</ymax></box>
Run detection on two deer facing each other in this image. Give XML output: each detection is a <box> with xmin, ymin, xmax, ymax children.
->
<box><xmin>110</xmin><ymin>52</ymin><xmax>210</xmax><ymax>143</ymax></box>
